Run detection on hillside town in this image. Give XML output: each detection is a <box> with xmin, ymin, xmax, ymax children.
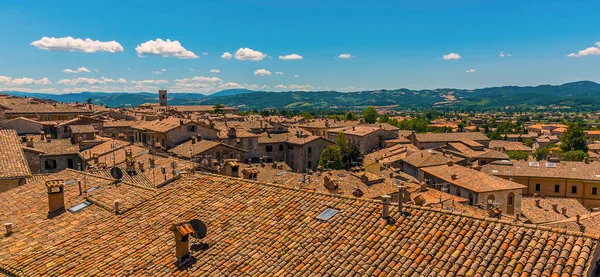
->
<box><xmin>2</xmin><ymin>90</ymin><xmax>600</xmax><ymax>275</ymax></box>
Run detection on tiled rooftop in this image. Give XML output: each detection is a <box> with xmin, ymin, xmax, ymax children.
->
<box><xmin>0</xmin><ymin>172</ymin><xmax>597</xmax><ymax>276</ymax></box>
<box><xmin>422</xmin><ymin>164</ymin><xmax>527</xmax><ymax>193</ymax></box>
<box><xmin>0</xmin><ymin>130</ymin><xmax>32</xmax><ymax>180</ymax></box>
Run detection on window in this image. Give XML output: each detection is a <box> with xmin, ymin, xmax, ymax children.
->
<box><xmin>288</xmin><ymin>145</ymin><xmax>294</xmax><ymax>150</ymax></box>
<box><xmin>187</xmin><ymin>125</ymin><xmax>197</xmax><ymax>132</ymax></box>
<box><xmin>535</xmin><ymin>183</ymin><xmax>541</xmax><ymax>191</ymax></box>
<box><xmin>308</xmin><ymin>147</ymin><xmax>312</xmax><ymax>154</ymax></box>
<box><xmin>507</xmin><ymin>193</ymin><xmax>514</xmax><ymax>206</ymax></box>
<box><xmin>593</xmin><ymin>187</ymin><xmax>598</xmax><ymax>195</ymax></box>
<box><xmin>266</xmin><ymin>145</ymin><xmax>273</xmax><ymax>152</ymax></box>
<box><xmin>572</xmin><ymin>186</ymin><xmax>577</xmax><ymax>194</ymax></box>
<box><xmin>554</xmin><ymin>184</ymin><xmax>560</xmax><ymax>192</ymax></box>
<box><xmin>279</xmin><ymin>144</ymin><xmax>284</xmax><ymax>151</ymax></box>
<box><xmin>45</xmin><ymin>159</ymin><xmax>57</xmax><ymax>169</ymax></box>
<box><xmin>308</xmin><ymin>161</ymin><xmax>312</xmax><ymax>168</ymax></box>
<box><xmin>67</xmin><ymin>159</ymin><xmax>74</xmax><ymax>169</ymax></box>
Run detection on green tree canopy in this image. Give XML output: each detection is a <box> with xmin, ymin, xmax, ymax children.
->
<box><xmin>362</xmin><ymin>106</ymin><xmax>378</xmax><ymax>124</ymax></box>
<box><xmin>560</xmin><ymin>150</ymin><xmax>588</xmax><ymax>161</ymax></box>
<box><xmin>560</xmin><ymin>123</ymin><xmax>589</xmax><ymax>152</ymax></box>
<box><xmin>318</xmin><ymin>145</ymin><xmax>343</xmax><ymax>170</ymax></box>
<box><xmin>506</xmin><ymin>151</ymin><xmax>529</xmax><ymax>161</ymax></box>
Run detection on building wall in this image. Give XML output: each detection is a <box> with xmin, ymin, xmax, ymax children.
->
<box><xmin>257</xmin><ymin>142</ymin><xmax>287</xmax><ymax>162</ymax></box>
<box><xmin>23</xmin><ymin>149</ymin><xmax>41</xmax><ymax>174</ymax></box>
<box><xmin>498</xmin><ymin>175</ymin><xmax>600</xmax><ymax>210</ymax></box>
<box><xmin>166</xmin><ymin>124</ymin><xmax>219</xmax><ymax>148</ymax></box>
<box><xmin>286</xmin><ymin>139</ymin><xmax>332</xmax><ymax>173</ymax></box>
<box><xmin>40</xmin><ymin>154</ymin><xmax>82</xmax><ymax>174</ymax></box>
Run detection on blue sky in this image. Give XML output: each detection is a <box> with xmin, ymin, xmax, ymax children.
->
<box><xmin>1</xmin><ymin>0</ymin><xmax>599</xmax><ymax>94</ymax></box>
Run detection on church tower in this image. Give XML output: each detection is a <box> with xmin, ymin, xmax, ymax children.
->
<box><xmin>159</xmin><ymin>89</ymin><xmax>168</xmax><ymax>106</ymax></box>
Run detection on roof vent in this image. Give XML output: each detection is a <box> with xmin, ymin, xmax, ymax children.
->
<box><xmin>451</xmin><ymin>173</ymin><xmax>458</xmax><ymax>180</ymax></box>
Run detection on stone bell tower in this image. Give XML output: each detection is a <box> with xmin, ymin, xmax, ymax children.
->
<box><xmin>159</xmin><ymin>89</ymin><xmax>168</xmax><ymax>107</ymax></box>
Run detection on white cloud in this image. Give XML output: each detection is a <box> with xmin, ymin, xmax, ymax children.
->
<box><xmin>117</xmin><ymin>78</ymin><xmax>127</xmax><ymax>84</ymax></box>
<box><xmin>274</xmin><ymin>84</ymin><xmax>312</xmax><ymax>91</ymax></box>
<box><xmin>294</xmin><ymin>74</ymin><xmax>300</xmax><ymax>78</ymax></box>
<box><xmin>235</xmin><ymin>47</ymin><xmax>266</xmax><ymax>61</ymax></box>
<box><xmin>30</xmin><ymin>36</ymin><xmax>124</xmax><ymax>53</ymax></box>
<box><xmin>338</xmin><ymin>53</ymin><xmax>352</xmax><ymax>59</ymax></box>
<box><xmin>0</xmin><ymin>76</ymin><xmax>52</xmax><ymax>86</ymax></box>
<box><xmin>443</xmin><ymin>53</ymin><xmax>461</xmax><ymax>60</ymax></box>
<box><xmin>63</xmin><ymin>67</ymin><xmax>91</xmax><ymax>74</ymax></box>
<box><xmin>275</xmin><ymin>71</ymin><xmax>284</xmax><ymax>75</ymax></box>
<box><xmin>209</xmin><ymin>69</ymin><xmax>220</xmax><ymax>73</ymax></box>
<box><xmin>254</xmin><ymin>69</ymin><xmax>272</xmax><ymax>76</ymax></box>
<box><xmin>201</xmin><ymin>52</ymin><xmax>208</xmax><ymax>56</ymax></box>
<box><xmin>465</xmin><ymin>69</ymin><xmax>476</xmax><ymax>73</ymax></box>
<box><xmin>499</xmin><ymin>52</ymin><xmax>512</xmax><ymax>58</ymax></box>
<box><xmin>94</xmin><ymin>69</ymin><xmax>99</xmax><ymax>72</ymax></box>
<box><xmin>135</xmin><ymin>38</ymin><xmax>198</xmax><ymax>59</ymax></box>
<box><xmin>278</xmin><ymin>54</ymin><xmax>303</xmax><ymax>60</ymax></box>
<box><xmin>568</xmin><ymin>42</ymin><xmax>600</xmax><ymax>57</ymax></box>
<box><xmin>57</xmin><ymin>76</ymin><xmax>116</xmax><ymax>86</ymax></box>
<box><xmin>221</xmin><ymin>52</ymin><xmax>232</xmax><ymax>60</ymax></box>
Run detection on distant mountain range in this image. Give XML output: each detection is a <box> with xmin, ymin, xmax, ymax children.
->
<box><xmin>3</xmin><ymin>81</ymin><xmax>600</xmax><ymax>111</ymax></box>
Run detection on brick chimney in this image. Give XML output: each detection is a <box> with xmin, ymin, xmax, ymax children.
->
<box><xmin>535</xmin><ymin>199</ymin><xmax>541</xmax><ymax>208</ymax></box>
<box><xmin>191</xmin><ymin>136</ymin><xmax>197</xmax><ymax>144</ymax></box>
<box><xmin>46</xmin><ymin>180</ymin><xmax>65</xmax><ymax>214</ymax></box>
<box><xmin>397</xmin><ymin>185</ymin><xmax>407</xmax><ymax>213</ymax></box>
<box><xmin>4</xmin><ymin>223</ymin><xmax>13</xmax><ymax>236</ymax></box>
<box><xmin>447</xmin><ymin>160</ymin><xmax>454</xmax><ymax>167</ymax></box>
<box><xmin>381</xmin><ymin>195</ymin><xmax>391</xmax><ymax>219</ymax></box>
<box><xmin>561</xmin><ymin>207</ymin><xmax>567</xmax><ymax>216</ymax></box>
<box><xmin>93</xmin><ymin>153</ymin><xmax>99</xmax><ymax>164</ymax></box>
<box><xmin>40</xmin><ymin>131</ymin><xmax>46</xmax><ymax>141</ymax></box>
<box><xmin>227</xmin><ymin>127</ymin><xmax>237</xmax><ymax>138</ymax></box>
<box><xmin>125</xmin><ymin>149</ymin><xmax>136</xmax><ymax>174</ymax></box>
<box><xmin>451</xmin><ymin>173</ymin><xmax>458</xmax><ymax>180</ymax></box>
<box><xmin>26</xmin><ymin>137</ymin><xmax>34</xmax><ymax>148</ymax></box>
<box><xmin>552</xmin><ymin>204</ymin><xmax>559</xmax><ymax>213</ymax></box>
<box><xmin>169</xmin><ymin>222</ymin><xmax>193</xmax><ymax>261</ymax></box>
<box><xmin>138</xmin><ymin>161</ymin><xmax>145</xmax><ymax>172</ymax></box>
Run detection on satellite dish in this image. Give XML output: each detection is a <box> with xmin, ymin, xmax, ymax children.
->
<box><xmin>189</xmin><ymin>219</ymin><xmax>207</xmax><ymax>239</ymax></box>
<box><xmin>110</xmin><ymin>167</ymin><xmax>123</xmax><ymax>180</ymax></box>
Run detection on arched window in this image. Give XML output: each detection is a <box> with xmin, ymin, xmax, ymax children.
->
<box><xmin>487</xmin><ymin>195</ymin><xmax>495</xmax><ymax>209</ymax></box>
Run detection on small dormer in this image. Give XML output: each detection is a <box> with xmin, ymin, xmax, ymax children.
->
<box><xmin>227</xmin><ymin>127</ymin><xmax>237</xmax><ymax>138</ymax></box>
<box><xmin>46</xmin><ymin>180</ymin><xmax>65</xmax><ymax>214</ymax></box>
<box><xmin>242</xmin><ymin>167</ymin><xmax>259</xmax><ymax>180</ymax></box>
<box><xmin>220</xmin><ymin>159</ymin><xmax>239</xmax><ymax>177</ymax></box>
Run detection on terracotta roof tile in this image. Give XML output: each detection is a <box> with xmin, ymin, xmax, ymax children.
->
<box><xmin>0</xmin><ymin>130</ymin><xmax>32</xmax><ymax>180</ymax></box>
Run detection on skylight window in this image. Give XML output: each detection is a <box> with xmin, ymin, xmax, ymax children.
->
<box><xmin>528</xmin><ymin>162</ymin><xmax>540</xmax><ymax>167</ymax></box>
<box><xmin>276</xmin><ymin>171</ymin><xmax>286</xmax><ymax>176</ymax></box>
<box><xmin>316</xmin><ymin>208</ymin><xmax>339</xmax><ymax>221</ymax></box>
<box><xmin>65</xmin><ymin>179</ymin><xmax>76</xmax><ymax>185</ymax></box>
<box><xmin>546</xmin><ymin>162</ymin><xmax>556</xmax><ymax>168</ymax></box>
<box><xmin>67</xmin><ymin>201</ymin><xmax>92</xmax><ymax>213</ymax></box>
<box><xmin>84</xmin><ymin>186</ymin><xmax>100</xmax><ymax>193</ymax></box>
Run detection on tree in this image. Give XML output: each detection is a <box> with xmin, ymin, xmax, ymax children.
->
<box><xmin>345</xmin><ymin>112</ymin><xmax>357</xmax><ymax>121</ymax></box>
<box><xmin>524</xmin><ymin>138</ymin><xmax>533</xmax><ymax>147</ymax></box>
<box><xmin>86</xmin><ymin>97</ymin><xmax>93</xmax><ymax>104</ymax></box>
<box><xmin>300</xmin><ymin>112</ymin><xmax>313</xmax><ymax>119</ymax></box>
<box><xmin>379</xmin><ymin>114</ymin><xmax>390</xmax><ymax>123</ymax></box>
<box><xmin>560</xmin><ymin>123</ymin><xmax>589</xmax><ymax>152</ymax></box>
<box><xmin>457</xmin><ymin>123</ymin><xmax>464</xmax><ymax>132</ymax></box>
<box><xmin>318</xmin><ymin>145</ymin><xmax>343</xmax><ymax>169</ymax></box>
<box><xmin>213</xmin><ymin>103</ymin><xmax>225</xmax><ymax>114</ymax></box>
<box><xmin>362</xmin><ymin>106</ymin><xmax>378</xmax><ymax>124</ymax></box>
<box><xmin>560</xmin><ymin>150</ymin><xmax>588</xmax><ymax>161</ymax></box>
<box><xmin>533</xmin><ymin>147</ymin><xmax>550</xmax><ymax>161</ymax></box>
<box><xmin>507</xmin><ymin>151</ymin><xmax>529</xmax><ymax>160</ymax></box>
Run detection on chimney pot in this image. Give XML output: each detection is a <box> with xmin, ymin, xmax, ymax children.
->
<box><xmin>26</xmin><ymin>137</ymin><xmax>34</xmax><ymax>148</ymax></box>
<box><xmin>552</xmin><ymin>204</ymin><xmax>559</xmax><ymax>213</ymax></box>
<box><xmin>561</xmin><ymin>207</ymin><xmax>567</xmax><ymax>216</ymax></box>
<box><xmin>447</xmin><ymin>160</ymin><xmax>454</xmax><ymax>167</ymax></box>
<box><xmin>576</xmin><ymin>214</ymin><xmax>581</xmax><ymax>225</ymax></box>
<box><xmin>381</xmin><ymin>195</ymin><xmax>392</xmax><ymax>219</ymax></box>
<box><xmin>397</xmin><ymin>185</ymin><xmax>407</xmax><ymax>213</ymax></box>
<box><xmin>114</xmin><ymin>200</ymin><xmax>121</xmax><ymax>215</ymax></box>
<box><xmin>4</xmin><ymin>223</ymin><xmax>13</xmax><ymax>236</ymax></box>
<box><xmin>535</xmin><ymin>199</ymin><xmax>541</xmax><ymax>208</ymax></box>
<box><xmin>451</xmin><ymin>173</ymin><xmax>458</xmax><ymax>180</ymax></box>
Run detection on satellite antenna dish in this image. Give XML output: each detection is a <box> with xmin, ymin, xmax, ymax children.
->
<box><xmin>189</xmin><ymin>219</ymin><xmax>207</xmax><ymax>239</ymax></box>
<box><xmin>110</xmin><ymin>167</ymin><xmax>123</xmax><ymax>180</ymax></box>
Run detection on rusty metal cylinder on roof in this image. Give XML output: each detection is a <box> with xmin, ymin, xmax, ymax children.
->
<box><xmin>4</xmin><ymin>223</ymin><xmax>13</xmax><ymax>236</ymax></box>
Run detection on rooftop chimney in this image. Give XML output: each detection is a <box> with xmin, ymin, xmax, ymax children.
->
<box><xmin>397</xmin><ymin>185</ymin><xmax>407</xmax><ymax>213</ymax></box>
<box><xmin>138</xmin><ymin>161</ymin><xmax>145</xmax><ymax>172</ymax></box>
<box><xmin>4</xmin><ymin>223</ymin><xmax>13</xmax><ymax>236</ymax></box>
<box><xmin>45</xmin><ymin>134</ymin><xmax>51</xmax><ymax>143</ymax></box>
<box><xmin>451</xmin><ymin>173</ymin><xmax>458</xmax><ymax>180</ymax></box>
<box><xmin>93</xmin><ymin>153</ymin><xmax>99</xmax><ymax>164</ymax></box>
<box><xmin>535</xmin><ymin>199</ymin><xmax>541</xmax><ymax>208</ymax></box>
<box><xmin>125</xmin><ymin>149</ymin><xmax>136</xmax><ymax>174</ymax></box>
<box><xmin>552</xmin><ymin>204</ymin><xmax>559</xmax><ymax>213</ymax></box>
<box><xmin>40</xmin><ymin>131</ymin><xmax>45</xmax><ymax>141</ymax></box>
<box><xmin>381</xmin><ymin>195</ymin><xmax>391</xmax><ymax>219</ymax></box>
<box><xmin>170</xmin><ymin>222</ymin><xmax>193</xmax><ymax>261</ymax></box>
<box><xmin>46</xmin><ymin>180</ymin><xmax>65</xmax><ymax>215</ymax></box>
<box><xmin>114</xmin><ymin>200</ymin><xmax>121</xmax><ymax>215</ymax></box>
<box><xmin>576</xmin><ymin>214</ymin><xmax>581</xmax><ymax>225</ymax></box>
<box><xmin>26</xmin><ymin>137</ymin><xmax>34</xmax><ymax>148</ymax></box>
<box><xmin>447</xmin><ymin>160</ymin><xmax>454</xmax><ymax>167</ymax></box>
<box><xmin>414</xmin><ymin>195</ymin><xmax>426</xmax><ymax>206</ymax></box>
<box><xmin>561</xmin><ymin>207</ymin><xmax>567</xmax><ymax>216</ymax></box>
<box><xmin>191</xmin><ymin>136</ymin><xmax>197</xmax><ymax>144</ymax></box>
